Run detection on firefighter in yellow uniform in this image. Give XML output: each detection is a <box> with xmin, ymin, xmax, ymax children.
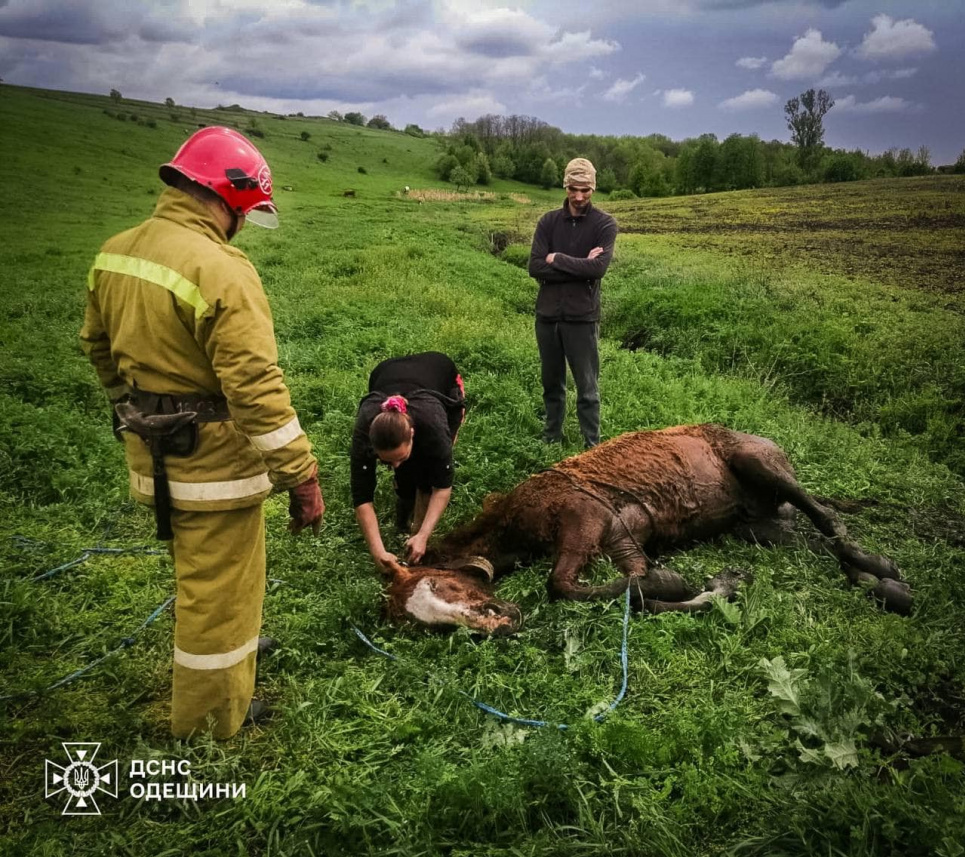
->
<box><xmin>80</xmin><ymin>127</ymin><xmax>324</xmax><ymax>739</ymax></box>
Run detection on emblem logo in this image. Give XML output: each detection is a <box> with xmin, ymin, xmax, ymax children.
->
<box><xmin>45</xmin><ymin>743</ymin><xmax>118</xmax><ymax>816</ymax></box>
<box><xmin>257</xmin><ymin>165</ymin><xmax>272</xmax><ymax>195</ymax></box>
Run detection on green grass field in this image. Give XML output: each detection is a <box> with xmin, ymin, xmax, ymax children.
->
<box><xmin>1</xmin><ymin>86</ymin><xmax>963</xmax><ymax>856</ymax></box>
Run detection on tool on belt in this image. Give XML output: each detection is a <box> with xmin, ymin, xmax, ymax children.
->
<box><xmin>114</xmin><ymin>391</ymin><xmax>231</xmax><ymax>540</ymax></box>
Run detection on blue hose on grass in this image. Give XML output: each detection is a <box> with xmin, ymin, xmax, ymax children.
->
<box><xmin>350</xmin><ymin>585</ymin><xmax>632</xmax><ymax>730</ymax></box>
<box><xmin>1</xmin><ymin>535</ymin><xmax>173</xmax><ymax>702</ymax></box>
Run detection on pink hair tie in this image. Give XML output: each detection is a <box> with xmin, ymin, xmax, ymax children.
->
<box><xmin>381</xmin><ymin>395</ymin><xmax>408</xmax><ymax>414</ymax></box>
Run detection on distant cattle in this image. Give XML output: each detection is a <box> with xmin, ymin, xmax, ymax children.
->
<box><xmin>383</xmin><ymin>424</ymin><xmax>912</xmax><ymax>634</ymax></box>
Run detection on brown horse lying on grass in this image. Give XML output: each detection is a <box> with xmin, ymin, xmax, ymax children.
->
<box><xmin>381</xmin><ymin>424</ymin><xmax>912</xmax><ymax>635</ymax></box>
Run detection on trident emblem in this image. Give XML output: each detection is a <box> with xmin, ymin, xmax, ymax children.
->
<box><xmin>45</xmin><ymin>743</ymin><xmax>118</xmax><ymax>816</ymax></box>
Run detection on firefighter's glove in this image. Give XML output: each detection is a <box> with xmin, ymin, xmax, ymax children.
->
<box><xmin>288</xmin><ymin>466</ymin><xmax>324</xmax><ymax>536</ymax></box>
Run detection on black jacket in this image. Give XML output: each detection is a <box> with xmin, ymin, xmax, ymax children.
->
<box><xmin>349</xmin><ymin>352</ymin><xmax>463</xmax><ymax>507</ymax></box>
<box><xmin>528</xmin><ymin>201</ymin><xmax>617</xmax><ymax>322</ymax></box>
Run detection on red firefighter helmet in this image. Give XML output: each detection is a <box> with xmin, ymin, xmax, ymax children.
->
<box><xmin>160</xmin><ymin>126</ymin><xmax>278</xmax><ymax>228</ymax></box>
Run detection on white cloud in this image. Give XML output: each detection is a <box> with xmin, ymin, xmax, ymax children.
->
<box><xmin>426</xmin><ymin>91</ymin><xmax>506</xmax><ymax>120</ymax></box>
<box><xmin>602</xmin><ymin>72</ymin><xmax>645</xmax><ymax>103</ymax></box>
<box><xmin>526</xmin><ymin>76</ymin><xmax>587</xmax><ymax>104</ymax></box>
<box><xmin>719</xmin><ymin>88</ymin><xmax>778</xmax><ymax>111</ymax></box>
<box><xmin>820</xmin><ymin>66</ymin><xmax>919</xmax><ymax>89</ymax></box>
<box><xmin>857</xmin><ymin>15</ymin><xmax>936</xmax><ymax>62</ymax></box>
<box><xmin>541</xmin><ymin>29</ymin><xmax>619</xmax><ymax>65</ymax></box>
<box><xmin>736</xmin><ymin>56</ymin><xmax>767</xmax><ymax>70</ymax></box>
<box><xmin>662</xmin><ymin>88</ymin><xmax>694</xmax><ymax>108</ymax></box>
<box><xmin>817</xmin><ymin>70</ymin><xmax>858</xmax><ymax>88</ymax></box>
<box><xmin>835</xmin><ymin>94</ymin><xmax>918</xmax><ymax>114</ymax></box>
<box><xmin>863</xmin><ymin>67</ymin><xmax>918</xmax><ymax>84</ymax></box>
<box><xmin>771</xmin><ymin>28</ymin><xmax>841</xmax><ymax>80</ymax></box>
<box><xmin>588</xmin><ymin>66</ymin><xmax>606</xmax><ymax>80</ymax></box>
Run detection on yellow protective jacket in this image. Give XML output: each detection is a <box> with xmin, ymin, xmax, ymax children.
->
<box><xmin>80</xmin><ymin>187</ymin><xmax>316</xmax><ymax>511</ymax></box>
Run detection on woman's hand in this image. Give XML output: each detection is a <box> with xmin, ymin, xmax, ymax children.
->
<box><xmin>373</xmin><ymin>549</ymin><xmax>400</xmax><ymax>573</ymax></box>
<box><xmin>404</xmin><ymin>533</ymin><xmax>429</xmax><ymax>564</ymax></box>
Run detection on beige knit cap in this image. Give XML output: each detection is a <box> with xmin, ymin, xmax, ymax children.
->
<box><xmin>563</xmin><ymin>157</ymin><xmax>596</xmax><ymax>190</ymax></box>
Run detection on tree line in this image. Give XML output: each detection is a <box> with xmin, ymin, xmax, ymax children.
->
<box><xmin>431</xmin><ymin>89</ymin><xmax>960</xmax><ymax>197</ymax></box>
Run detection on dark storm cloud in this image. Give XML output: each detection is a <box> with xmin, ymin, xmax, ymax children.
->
<box><xmin>216</xmin><ymin>66</ymin><xmax>458</xmax><ymax>103</ymax></box>
<box><xmin>0</xmin><ymin>2</ymin><xmax>125</xmax><ymax>45</ymax></box>
<box><xmin>695</xmin><ymin>0</ymin><xmax>851</xmax><ymax>8</ymax></box>
<box><xmin>138</xmin><ymin>18</ymin><xmax>197</xmax><ymax>45</ymax></box>
<box><xmin>455</xmin><ymin>32</ymin><xmax>539</xmax><ymax>60</ymax></box>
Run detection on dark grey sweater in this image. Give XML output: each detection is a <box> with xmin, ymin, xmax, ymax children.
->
<box><xmin>528</xmin><ymin>201</ymin><xmax>617</xmax><ymax>322</ymax></box>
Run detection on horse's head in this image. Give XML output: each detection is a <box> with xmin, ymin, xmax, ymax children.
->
<box><xmin>383</xmin><ymin>557</ymin><xmax>521</xmax><ymax>635</ymax></box>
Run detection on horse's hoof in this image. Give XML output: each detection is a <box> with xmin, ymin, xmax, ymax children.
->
<box><xmin>864</xmin><ymin>553</ymin><xmax>901</xmax><ymax>581</ymax></box>
<box><xmin>872</xmin><ymin>578</ymin><xmax>913</xmax><ymax>615</ymax></box>
<box><xmin>707</xmin><ymin>567</ymin><xmax>752</xmax><ymax>599</ymax></box>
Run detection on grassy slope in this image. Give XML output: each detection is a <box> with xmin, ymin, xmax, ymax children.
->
<box><xmin>1</xmin><ymin>87</ymin><xmax>963</xmax><ymax>856</ymax></box>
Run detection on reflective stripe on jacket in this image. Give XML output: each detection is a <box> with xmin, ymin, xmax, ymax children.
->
<box><xmin>80</xmin><ymin>187</ymin><xmax>316</xmax><ymax>511</ymax></box>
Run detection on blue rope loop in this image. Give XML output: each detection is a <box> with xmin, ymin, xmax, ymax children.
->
<box><xmin>0</xmin><ymin>596</ymin><xmax>175</xmax><ymax>703</ymax></box>
<box><xmin>350</xmin><ymin>586</ymin><xmax>632</xmax><ymax>729</ymax></box>
<box><xmin>10</xmin><ymin>535</ymin><xmax>166</xmax><ymax>583</ymax></box>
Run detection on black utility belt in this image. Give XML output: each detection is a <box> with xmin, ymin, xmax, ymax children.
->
<box><xmin>114</xmin><ymin>390</ymin><xmax>231</xmax><ymax>540</ymax></box>
<box><xmin>129</xmin><ymin>390</ymin><xmax>231</xmax><ymax>423</ymax></box>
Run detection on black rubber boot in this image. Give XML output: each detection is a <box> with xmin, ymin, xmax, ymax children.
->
<box><xmin>243</xmin><ymin>699</ymin><xmax>271</xmax><ymax>727</ymax></box>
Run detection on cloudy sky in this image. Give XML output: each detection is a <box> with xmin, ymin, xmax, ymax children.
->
<box><xmin>2</xmin><ymin>0</ymin><xmax>962</xmax><ymax>164</ymax></box>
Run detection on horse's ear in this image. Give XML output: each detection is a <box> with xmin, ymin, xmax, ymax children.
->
<box><xmin>383</xmin><ymin>558</ymin><xmax>410</xmax><ymax>579</ymax></box>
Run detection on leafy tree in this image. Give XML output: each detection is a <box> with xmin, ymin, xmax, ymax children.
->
<box><xmin>674</xmin><ymin>146</ymin><xmax>697</xmax><ymax>195</ymax></box>
<box><xmin>718</xmin><ymin>134</ymin><xmax>764</xmax><ymax>190</ymax></box>
<box><xmin>300</xmin><ymin>131</ymin><xmax>311</xmax><ymax>141</ymax></box>
<box><xmin>954</xmin><ymin>149</ymin><xmax>965</xmax><ymax>175</ymax></box>
<box><xmin>492</xmin><ymin>153</ymin><xmax>515</xmax><ymax>179</ymax></box>
<box><xmin>475</xmin><ymin>152</ymin><xmax>492</xmax><ymax>185</ymax></box>
<box><xmin>449</xmin><ymin>165</ymin><xmax>475</xmax><ymax>191</ymax></box>
<box><xmin>539</xmin><ymin>157</ymin><xmax>558</xmax><ymax>189</ymax></box>
<box><xmin>435</xmin><ymin>153</ymin><xmax>460</xmax><ymax>181</ymax></box>
<box><xmin>404</xmin><ymin>123</ymin><xmax>424</xmax><ymax>137</ymax></box>
<box><xmin>344</xmin><ymin>111</ymin><xmax>366</xmax><ymax>126</ymax></box>
<box><xmin>327</xmin><ymin>110</ymin><xmax>343</xmax><ymax>122</ymax></box>
<box><xmin>367</xmin><ymin>114</ymin><xmax>392</xmax><ymax>131</ymax></box>
<box><xmin>822</xmin><ymin>153</ymin><xmax>862</xmax><ymax>183</ymax></box>
<box><xmin>164</xmin><ymin>97</ymin><xmax>175</xmax><ymax>109</ymax></box>
<box><xmin>110</xmin><ymin>88</ymin><xmax>122</xmax><ymax>104</ymax></box>
<box><xmin>596</xmin><ymin>167</ymin><xmax>617</xmax><ymax>194</ymax></box>
<box><xmin>784</xmin><ymin>88</ymin><xmax>834</xmax><ymax>171</ymax></box>
<box><xmin>692</xmin><ymin>134</ymin><xmax>719</xmax><ymax>192</ymax></box>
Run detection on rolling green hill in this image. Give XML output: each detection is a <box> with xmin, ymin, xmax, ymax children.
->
<box><xmin>1</xmin><ymin>86</ymin><xmax>963</xmax><ymax>857</ymax></box>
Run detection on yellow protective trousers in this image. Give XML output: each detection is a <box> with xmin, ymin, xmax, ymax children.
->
<box><xmin>169</xmin><ymin>504</ymin><xmax>266</xmax><ymax>739</ymax></box>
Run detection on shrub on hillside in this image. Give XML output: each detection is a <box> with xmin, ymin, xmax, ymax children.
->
<box><xmin>300</xmin><ymin>131</ymin><xmax>311</xmax><ymax>141</ymax></box>
<box><xmin>367</xmin><ymin>114</ymin><xmax>392</xmax><ymax>131</ymax></box>
<box><xmin>435</xmin><ymin>154</ymin><xmax>460</xmax><ymax>181</ymax></box>
<box><xmin>357</xmin><ymin>166</ymin><xmax>367</xmax><ymax>174</ymax></box>
<box><xmin>609</xmin><ymin>188</ymin><xmax>636</xmax><ymax>200</ymax></box>
<box><xmin>475</xmin><ymin>153</ymin><xmax>492</xmax><ymax>185</ymax></box>
<box><xmin>822</xmin><ymin>153</ymin><xmax>864</xmax><ymax>183</ymax></box>
<box><xmin>500</xmin><ymin>244</ymin><xmax>530</xmax><ymax>269</ymax></box>
<box><xmin>449</xmin><ymin>165</ymin><xmax>475</xmax><ymax>190</ymax></box>
<box><xmin>317</xmin><ymin>152</ymin><xmax>329</xmax><ymax>162</ymax></box>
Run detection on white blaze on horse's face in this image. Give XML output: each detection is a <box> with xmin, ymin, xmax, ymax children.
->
<box><xmin>402</xmin><ymin>576</ymin><xmax>520</xmax><ymax>634</ymax></box>
<box><xmin>405</xmin><ymin>577</ymin><xmax>478</xmax><ymax>626</ymax></box>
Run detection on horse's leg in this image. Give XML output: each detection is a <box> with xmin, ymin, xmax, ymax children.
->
<box><xmin>639</xmin><ymin>569</ymin><xmax>746</xmax><ymax>614</ymax></box>
<box><xmin>729</xmin><ymin>438</ymin><xmax>911</xmax><ymax>613</ymax></box>
<box><xmin>548</xmin><ymin>496</ymin><xmax>632</xmax><ymax>601</ymax></box>
<box><xmin>605</xmin><ymin>504</ymin><xmax>744</xmax><ymax>610</ymax></box>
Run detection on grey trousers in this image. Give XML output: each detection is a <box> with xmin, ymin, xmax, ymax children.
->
<box><xmin>535</xmin><ymin>319</ymin><xmax>600</xmax><ymax>446</ymax></box>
